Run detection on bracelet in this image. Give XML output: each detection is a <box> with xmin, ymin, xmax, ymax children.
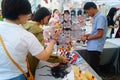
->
<box><xmin>52</xmin><ymin>37</ymin><xmax>57</xmax><ymax>41</ymax></box>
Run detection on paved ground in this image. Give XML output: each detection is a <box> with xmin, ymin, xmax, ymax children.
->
<box><xmin>99</xmin><ymin>72</ymin><xmax>120</xmax><ymax>80</ymax></box>
<box><xmin>97</xmin><ymin>65</ymin><xmax>120</xmax><ymax>80</ymax></box>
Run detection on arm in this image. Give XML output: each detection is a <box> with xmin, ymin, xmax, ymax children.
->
<box><xmin>35</xmin><ymin>39</ymin><xmax>56</xmax><ymax>61</ymax></box>
<box><xmin>80</xmin><ymin>34</ymin><xmax>90</xmax><ymax>42</ymax></box>
<box><xmin>108</xmin><ymin>25</ymin><xmax>118</xmax><ymax>28</ymax></box>
<box><xmin>80</xmin><ymin>29</ymin><xmax>103</xmax><ymax>41</ymax></box>
<box><xmin>35</xmin><ymin>29</ymin><xmax>61</xmax><ymax>61</ymax></box>
<box><xmin>86</xmin><ymin>29</ymin><xmax>104</xmax><ymax>40</ymax></box>
<box><xmin>87</xmin><ymin>16</ymin><xmax>106</xmax><ymax>40</ymax></box>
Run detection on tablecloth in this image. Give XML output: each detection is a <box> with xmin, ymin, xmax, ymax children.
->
<box><xmin>35</xmin><ymin>56</ymin><xmax>102</xmax><ymax>80</ymax></box>
<box><xmin>75</xmin><ymin>39</ymin><xmax>120</xmax><ymax>73</ymax></box>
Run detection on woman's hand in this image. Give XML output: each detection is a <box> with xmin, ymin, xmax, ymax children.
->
<box><xmin>61</xmin><ymin>56</ymin><xmax>69</xmax><ymax>63</ymax></box>
<box><xmin>52</xmin><ymin>28</ymin><xmax>62</xmax><ymax>40</ymax></box>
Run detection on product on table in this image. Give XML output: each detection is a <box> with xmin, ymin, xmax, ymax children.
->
<box><xmin>73</xmin><ymin>65</ymin><xmax>97</xmax><ymax>80</ymax></box>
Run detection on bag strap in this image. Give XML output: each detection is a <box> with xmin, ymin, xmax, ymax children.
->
<box><xmin>0</xmin><ymin>35</ymin><xmax>27</xmax><ymax>77</ymax></box>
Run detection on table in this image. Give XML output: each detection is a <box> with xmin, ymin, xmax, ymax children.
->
<box><xmin>106</xmin><ymin>38</ymin><xmax>120</xmax><ymax>46</ymax></box>
<box><xmin>106</xmin><ymin>38</ymin><xmax>120</xmax><ymax>73</ymax></box>
<box><xmin>75</xmin><ymin>38</ymin><xmax>120</xmax><ymax>73</ymax></box>
<box><xmin>35</xmin><ymin>55</ymin><xmax>102</xmax><ymax>80</ymax></box>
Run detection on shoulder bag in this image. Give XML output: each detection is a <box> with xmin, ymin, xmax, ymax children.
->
<box><xmin>0</xmin><ymin>35</ymin><xmax>34</xmax><ymax>80</ymax></box>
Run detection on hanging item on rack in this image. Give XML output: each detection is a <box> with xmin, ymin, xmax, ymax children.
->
<box><xmin>44</xmin><ymin>0</ymin><xmax>48</xmax><ymax>4</ymax></box>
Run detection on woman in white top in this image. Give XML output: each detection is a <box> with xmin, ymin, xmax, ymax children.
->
<box><xmin>0</xmin><ymin>0</ymin><xmax>62</xmax><ymax>79</ymax></box>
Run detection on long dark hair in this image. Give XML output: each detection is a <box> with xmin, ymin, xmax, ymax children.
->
<box><xmin>107</xmin><ymin>7</ymin><xmax>118</xmax><ymax>26</ymax></box>
<box><xmin>2</xmin><ymin>0</ymin><xmax>31</xmax><ymax>20</ymax></box>
<box><xmin>107</xmin><ymin>7</ymin><xmax>118</xmax><ymax>19</ymax></box>
<box><xmin>32</xmin><ymin>7</ymin><xmax>51</xmax><ymax>22</ymax></box>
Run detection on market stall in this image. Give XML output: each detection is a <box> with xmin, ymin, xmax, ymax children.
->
<box><xmin>35</xmin><ymin>51</ymin><xmax>102</xmax><ymax>80</ymax></box>
<box><xmin>75</xmin><ymin>38</ymin><xmax>120</xmax><ymax>73</ymax></box>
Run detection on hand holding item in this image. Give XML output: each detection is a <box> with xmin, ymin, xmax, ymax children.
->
<box><xmin>52</xmin><ymin>28</ymin><xmax>62</xmax><ymax>40</ymax></box>
<box><xmin>80</xmin><ymin>34</ymin><xmax>87</xmax><ymax>42</ymax></box>
<box><xmin>80</xmin><ymin>34</ymin><xmax>90</xmax><ymax>42</ymax></box>
<box><xmin>114</xmin><ymin>24</ymin><xmax>119</xmax><ymax>28</ymax></box>
<box><xmin>54</xmin><ymin>22</ymin><xmax>60</xmax><ymax>29</ymax></box>
<box><xmin>61</xmin><ymin>56</ymin><xmax>69</xmax><ymax>63</ymax></box>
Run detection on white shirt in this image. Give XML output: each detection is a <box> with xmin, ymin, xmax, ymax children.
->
<box><xmin>0</xmin><ymin>21</ymin><xmax>44</xmax><ymax>79</ymax></box>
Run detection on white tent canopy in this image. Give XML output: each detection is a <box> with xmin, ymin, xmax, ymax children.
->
<box><xmin>112</xmin><ymin>3</ymin><xmax>120</xmax><ymax>8</ymax></box>
<box><xmin>96</xmin><ymin>0</ymin><xmax>120</xmax><ymax>7</ymax></box>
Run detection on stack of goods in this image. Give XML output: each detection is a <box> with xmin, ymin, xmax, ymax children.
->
<box><xmin>57</xmin><ymin>48</ymin><xmax>82</xmax><ymax>65</ymax></box>
<box><xmin>73</xmin><ymin>66</ymin><xmax>97</xmax><ymax>80</ymax></box>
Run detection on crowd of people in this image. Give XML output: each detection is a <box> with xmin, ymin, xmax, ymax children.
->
<box><xmin>0</xmin><ymin>0</ymin><xmax>120</xmax><ymax>80</ymax></box>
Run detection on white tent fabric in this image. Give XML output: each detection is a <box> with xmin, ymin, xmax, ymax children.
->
<box><xmin>112</xmin><ymin>3</ymin><xmax>120</xmax><ymax>8</ymax></box>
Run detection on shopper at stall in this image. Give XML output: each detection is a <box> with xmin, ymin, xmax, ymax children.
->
<box><xmin>23</xmin><ymin>7</ymin><xmax>68</xmax><ymax>76</ymax></box>
<box><xmin>80</xmin><ymin>2</ymin><xmax>107</xmax><ymax>73</ymax></box>
<box><xmin>107</xmin><ymin>7</ymin><xmax>118</xmax><ymax>38</ymax></box>
<box><xmin>63</xmin><ymin>10</ymin><xmax>71</xmax><ymax>24</ymax></box>
<box><xmin>23</xmin><ymin>7</ymin><xmax>51</xmax><ymax>76</ymax></box>
<box><xmin>0</xmin><ymin>0</ymin><xmax>62</xmax><ymax>79</ymax></box>
<box><xmin>49</xmin><ymin>9</ymin><xmax>60</xmax><ymax>27</ymax></box>
<box><xmin>115</xmin><ymin>11</ymin><xmax>120</xmax><ymax>38</ymax></box>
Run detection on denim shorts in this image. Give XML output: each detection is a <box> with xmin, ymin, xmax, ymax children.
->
<box><xmin>10</xmin><ymin>74</ymin><xmax>26</xmax><ymax>80</ymax></box>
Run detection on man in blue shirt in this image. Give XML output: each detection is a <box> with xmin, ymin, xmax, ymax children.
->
<box><xmin>80</xmin><ymin>2</ymin><xmax>107</xmax><ymax>73</ymax></box>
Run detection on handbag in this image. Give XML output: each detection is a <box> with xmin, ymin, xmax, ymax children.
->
<box><xmin>26</xmin><ymin>58</ymin><xmax>34</xmax><ymax>80</ymax></box>
<box><xmin>0</xmin><ymin>35</ymin><xmax>34</xmax><ymax>80</ymax></box>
